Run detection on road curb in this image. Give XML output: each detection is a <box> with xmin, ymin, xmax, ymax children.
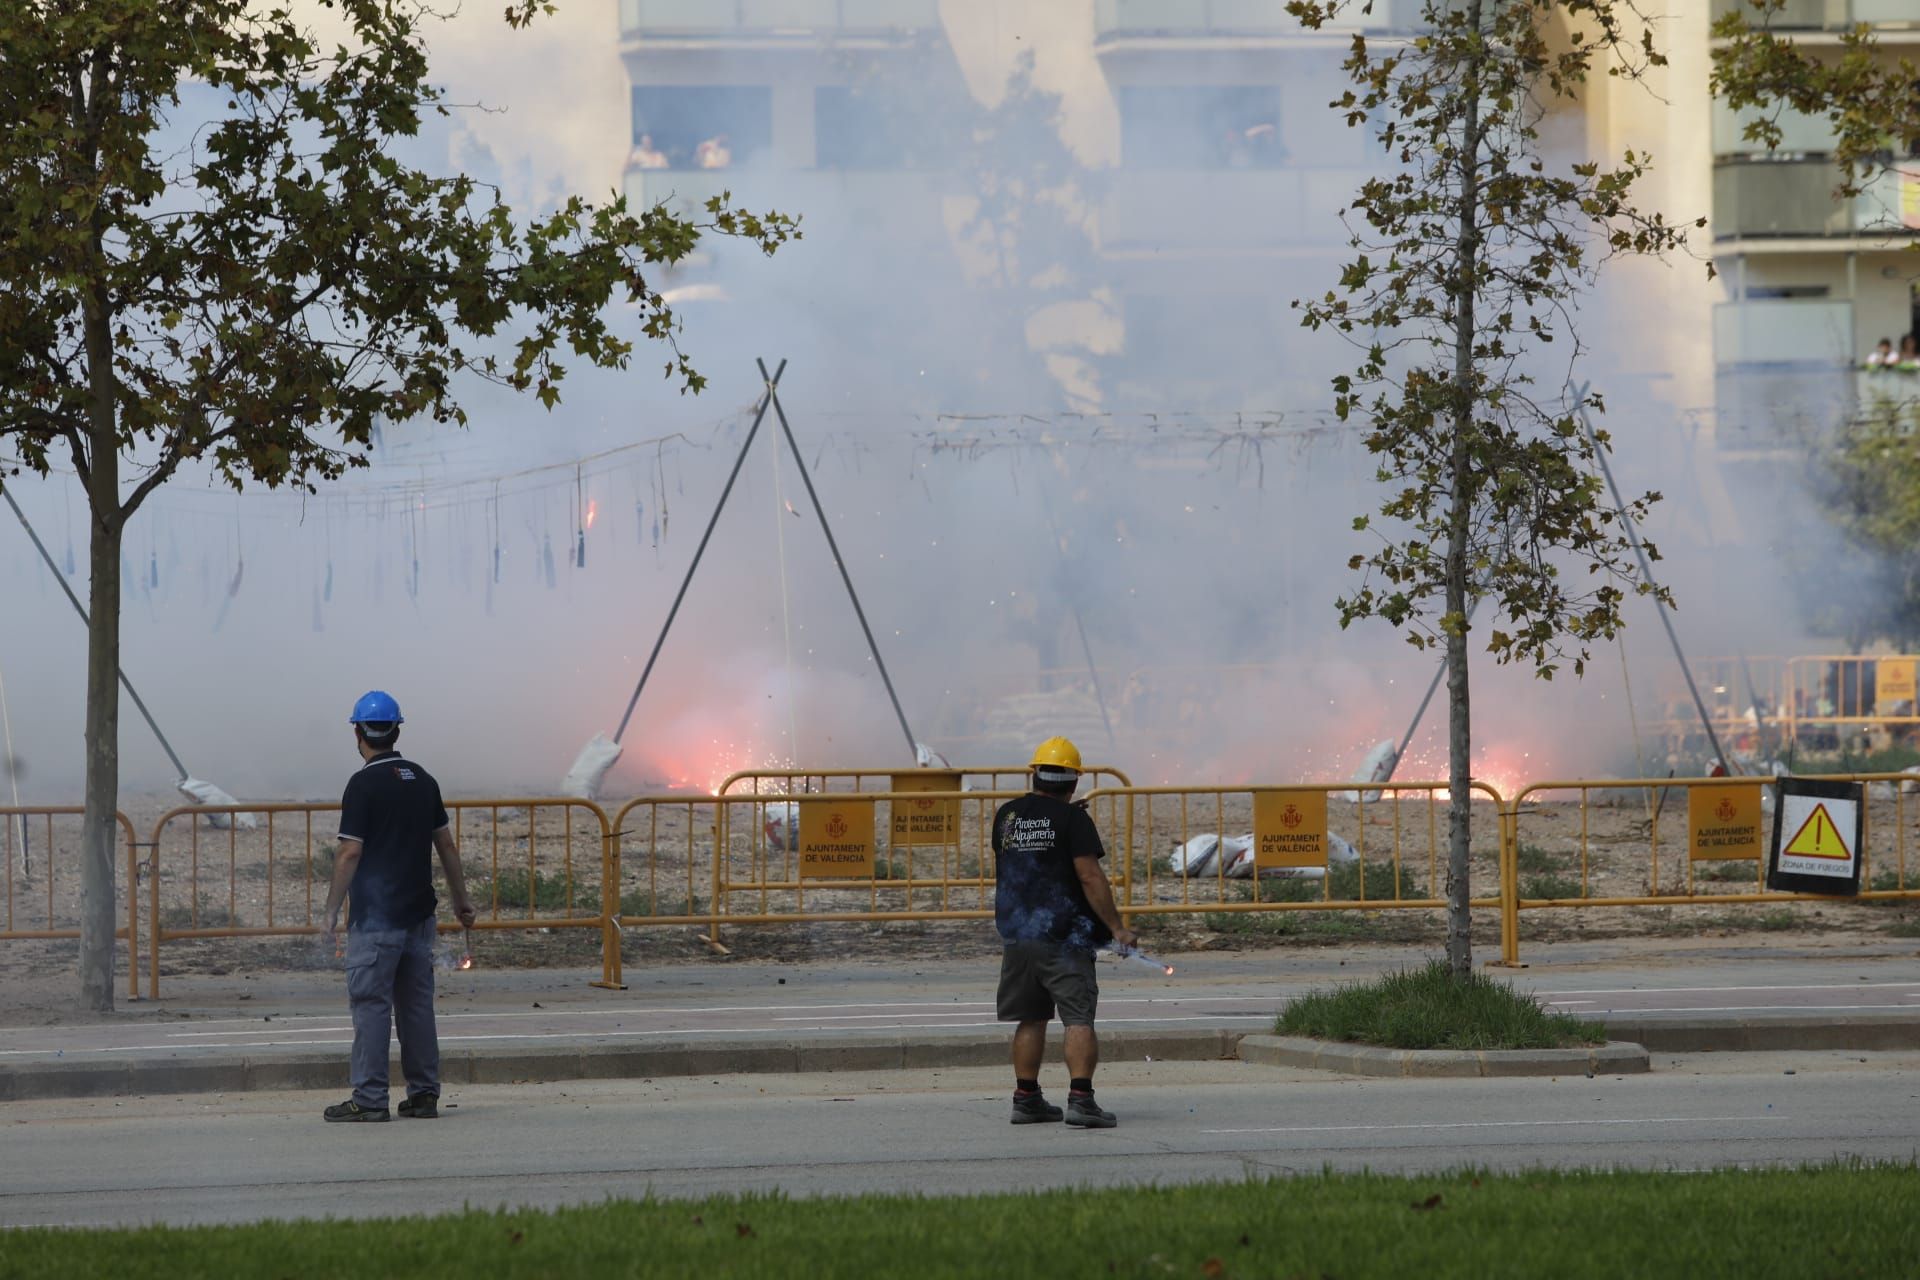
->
<box><xmin>0</xmin><ymin>1029</ymin><xmax>1247</xmax><ymax>1102</ymax></box>
<box><xmin>6</xmin><ymin>1012</ymin><xmax>1917</xmax><ymax>1101</ymax></box>
<box><xmin>1237</xmin><ymin>1034</ymin><xmax>1649</xmax><ymax>1077</ymax></box>
<box><xmin>1599</xmin><ymin>1012</ymin><xmax>1918</xmax><ymax>1053</ymax></box>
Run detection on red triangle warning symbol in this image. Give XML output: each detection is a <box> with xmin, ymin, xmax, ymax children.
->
<box><xmin>1783</xmin><ymin>803</ymin><xmax>1850</xmax><ymax>860</ymax></box>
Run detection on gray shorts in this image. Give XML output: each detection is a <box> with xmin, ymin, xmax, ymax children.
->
<box><xmin>997</xmin><ymin>940</ymin><xmax>1099</xmax><ymax>1026</ymax></box>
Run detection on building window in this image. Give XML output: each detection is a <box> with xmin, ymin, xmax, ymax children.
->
<box><xmin>1119</xmin><ymin>87</ymin><xmax>1283</xmax><ymax>170</ymax></box>
<box><xmin>629</xmin><ymin>86</ymin><xmax>773</xmax><ymax>170</ymax></box>
<box><xmin>815</xmin><ymin>86</ymin><xmax>919</xmax><ymax>169</ymax></box>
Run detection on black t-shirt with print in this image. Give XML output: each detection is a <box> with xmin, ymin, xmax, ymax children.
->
<box><xmin>992</xmin><ymin>791</ymin><xmax>1111</xmax><ymax>951</ymax></box>
<box><xmin>337</xmin><ymin>752</ymin><xmax>449</xmax><ymax>932</ymax></box>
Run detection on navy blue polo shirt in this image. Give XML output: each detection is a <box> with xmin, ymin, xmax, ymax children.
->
<box><xmin>992</xmin><ymin>792</ymin><xmax>1112</xmax><ymax>951</ymax></box>
<box><xmin>337</xmin><ymin>752</ymin><xmax>448</xmax><ymax>931</ymax></box>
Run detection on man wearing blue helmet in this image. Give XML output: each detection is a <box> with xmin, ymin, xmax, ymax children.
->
<box><xmin>320</xmin><ymin>691</ymin><xmax>476</xmax><ymax>1123</ymax></box>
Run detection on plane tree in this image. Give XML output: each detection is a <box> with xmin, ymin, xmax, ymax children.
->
<box><xmin>0</xmin><ymin>0</ymin><xmax>795</xmax><ymax>1009</ymax></box>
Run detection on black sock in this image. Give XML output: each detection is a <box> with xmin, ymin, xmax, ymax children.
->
<box><xmin>1015</xmin><ymin>1078</ymin><xmax>1040</xmax><ymax>1095</ymax></box>
<box><xmin>1069</xmin><ymin>1077</ymin><xmax>1094</xmax><ymax>1095</ymax></box>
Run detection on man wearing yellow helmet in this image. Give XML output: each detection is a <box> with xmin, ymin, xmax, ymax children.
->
<box><xmin>992</xmin><ymin>736</ymin><xmax>1137</xmax><ymax>1129</ymax></box>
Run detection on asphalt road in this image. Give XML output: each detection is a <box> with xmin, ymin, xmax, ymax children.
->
<box><xmin>4</xmin><ymin>1051</ymin><xmax>1917</xmax><ymax>1229</ymax></box>
<box><xmin>4</xmin><ymin>946</ymin><xmax>1917</xmax><ymax>1064</ymax></box>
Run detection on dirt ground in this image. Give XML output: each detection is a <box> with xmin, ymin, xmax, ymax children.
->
<box><xmin>5</xmin><ymin>784</ymin><xmax>1918</xmax><ymax>1016</ymax></box>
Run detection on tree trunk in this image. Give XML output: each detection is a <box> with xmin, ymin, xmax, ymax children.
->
<box><xmin>78</xmin><ymin>435</ymin><xmax>122</xmax><ymax>1013</ymax></box>
<box><xmin>78</xmin><ymin>167</ymin><xmax>123</xmax><ymax>1009</ymax></box>
<box><xmin>1443</xmin><ymin>0</ymin><xmax>1488</xmax><ymax>981</ymax></box>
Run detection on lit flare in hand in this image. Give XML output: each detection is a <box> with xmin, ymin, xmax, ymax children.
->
<box><xmin>1106</xmin><ymin>943</ymin><xmax>1174</xmax><ymax>976</ymax></box>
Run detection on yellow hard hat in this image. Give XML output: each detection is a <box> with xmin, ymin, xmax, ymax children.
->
<box><xmin>1030</xmin><ymin>736</ymin><xmax>1083</xmax><ymax>772</ymax></box>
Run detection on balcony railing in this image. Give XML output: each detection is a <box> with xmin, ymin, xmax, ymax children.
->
<box><xmin>1093</xmin><ymin>0</ymin><xmax>1441</xmax><ymax>37</ymax></box>
<box><xmin>1712</xmin><ymin>98</ymin><xmax>1836</xmax><ymax>157</ymax></box>
<box><xmin>1716</xmin><ymin>299</ymin><xmax>1855</xmax><ymax>366</ymax></box>
<box><xmin>1714</xmin><ymin>160</ymin><xmax>1920</xmax><ymax>240</ymax></box>
<box><xmin>1710</xmin><ymin>0</ymin><xmax>1919</xmax><ymax>30</ymax></box>
<box><xmin>619</xmin><ymin>0</ymin><xmax>940</xmax><ymax>37</ymax></box>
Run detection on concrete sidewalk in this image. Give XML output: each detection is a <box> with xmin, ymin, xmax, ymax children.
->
<box><xmin>4</xmin><ymin>939</ymin><xmax>1916</xmax><ymax>1100</ymax></box>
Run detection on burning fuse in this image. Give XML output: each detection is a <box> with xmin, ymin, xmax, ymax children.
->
<box><xmin>1104</xmin><ymin>943</ymin><xmax>1174</xmax><ymax>976</ymax></box>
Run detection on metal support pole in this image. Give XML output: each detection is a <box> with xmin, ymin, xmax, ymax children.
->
<box><xmin>1</xmin><ymin>484</ymin><xmax>190</xmax><ymax>779</ymax></box>
<box><xmin>612</xmin><ymin>361</ymin><xmax>785</xmax><ymax>744</ymax></box>
<box><xmin>1572</xmin><ymin>389</ymin><xmax>1735</xmax><ymax>773</ymax></box>
<box><xmin>758</xmin><ymin>357</ymin><xmax>918</xmax><ymax>760</ymax></box>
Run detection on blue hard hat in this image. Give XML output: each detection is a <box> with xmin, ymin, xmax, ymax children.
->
<box><xmin>349</xmin><ymin>690</ymin><xmax>404</xmax><ymax>725</ymax></box>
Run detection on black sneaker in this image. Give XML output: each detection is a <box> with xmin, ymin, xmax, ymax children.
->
<box><xmin>1065</xmin><ymin>1094</ymin><xmax>1116</xmax><ymax>1129</ymax></box>
<box><xmin>1010</xmin><ymin>1092</ymin><xmax>1063</xmax><ymax>1125</ymax></box>
<box><xmin>323</xmin><ymin>1099</ymin><xmax>390</xmax><ymax>1123</ymax></box>
<box><xmin>397</xmin><ymin>1094</ymin><xmax>439</xmax><ymax>1120</ymax></box>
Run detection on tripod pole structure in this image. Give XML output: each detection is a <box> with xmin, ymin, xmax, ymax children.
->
<box><xmin>612</xmin><ymin>360</ymin><xmax>785</xmax><ymax>744</ymax></box>
<box><xmin>1572</xmin><ymin>386</ymin><xmax>1735</xmax><ymax>774</ymax></box>
<box><xmin>1</xmin><ymin>483</ymin><xmax>190</xmax><ymax>780</ymax></box>
<box><xmin>758</xmin><ymin>357</ymin><xmax>918</xmax><ymax>761</ymax></box>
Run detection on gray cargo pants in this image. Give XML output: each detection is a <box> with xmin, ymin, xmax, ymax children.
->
<box><xmin>345</xmin><ymin>918</ymin><xmax>440</xmax><ymax>1109</ymax></box>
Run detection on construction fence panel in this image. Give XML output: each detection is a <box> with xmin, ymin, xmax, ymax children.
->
<box><xmin>1782</xmin><ymin>655</ymin><xmax>1920</xmax><ymax>747</ymax></box>
<box><xmin>1501</xmin><ymin>773</ymin><xmax>1920</xmax><ymax>964</ymax></box>
<box><xmin>1081</xmin><ymin>783</ymin><xmax>1508</xmax><ymax>930</ymax></box>
<box><xmin>146</xmin><ymin>798</ymin><xmax>612</xmax><ymax>997</ymax></box>
<box><xmin>716</xmin><ymin>764</ymin><xmax>1133</xmax><ymax>798</ymax></box>
<box><xmin>603</xmin><ymin>795</ymin><xmax>725</xmax><ymax>988</ymax></box>
<box><xmin>1</xmin><ymin>807</ymin><xmax>141</xmax><ymax>999</ymax></box>
<box><xmin>709</xmin><ymin>789</ymin><xmax>1023</xmax><ymax>928</ymax></box>
<box><xmin>1651</xmin><ymin>654</ymin><xmax>1784</xmax><ymax>758</ymax></box>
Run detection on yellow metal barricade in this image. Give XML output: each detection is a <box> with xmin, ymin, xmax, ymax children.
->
<box><xmin>1080</xmin><ymin>783</ymin><xmax>1506</xmax><ymax>926</ymax></box>
<box><xmin>708</xmin><ymin>788</ymin><xmax>1020</xmax><ymax>929</ymax></box>
<box><xmin>602</xmin><ymin>795</ymin><xmax>724</xmax><ymax>988</ymax></box>
<box><xmin>716</xmin><ymin>763</ymin><xmax>1132</xmax><ymax>797</ymax></box>
<box><xmin>1</xmin><ymin>807</ymin><xmax>141</xmax><ymax>999</ymax></box>
<box><xmin>1651</xmin><ymin>655</ymin><xmax>1785</xmax><ymax>757</ymax></box>
<box><xmin>146</xmin><ymin>798</ymin><xmax>612</xmax><ymax>997</ymax></box>
<box><xmin>1501</xmin><ymin>774</ymin><xmax>1920</xmax><ymax>964</ymax></box>
<box><xmin>1781</xmin><ymin>655</ymin><xmax>1920</xmax><ymax>746</ymax></box>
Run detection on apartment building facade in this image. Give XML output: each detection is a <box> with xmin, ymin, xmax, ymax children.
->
<box><xmin>613</xmin><ymin>1</ymin><xmax>1919</xmax><ymax>433</ymax></box>
<box><xmin>1707</xmin><ymin>0</ymin><xmax>1920</xmax><ymax>439</ymax></box>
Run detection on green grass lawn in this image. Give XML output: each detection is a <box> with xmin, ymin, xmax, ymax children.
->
<box><xmin>4</xmin><ymin>1166</ymin><xmax>1915</xmax><ymax>1279</ymax></box>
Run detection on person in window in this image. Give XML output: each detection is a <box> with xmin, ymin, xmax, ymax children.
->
<box><xmin>1899</xmin><ymin>334</ymin><xmax>1920</xmax><ymax>371</ymax></box>
<box><xmin>696</xmin><ymin>134</ymin><xmax>732</xmax><ymax>170</ymax></box>
<box><xmin>630</xmin><ymin>133</ymin><xmax>669</xmax><ymax>170</ymax></box>
<box><xmin>1867</xmin><ymin>337</ymin><xmax>1895</xmax><ymax>369</ymax></box>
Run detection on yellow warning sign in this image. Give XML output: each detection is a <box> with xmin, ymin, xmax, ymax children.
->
<box><xmin>1783</xmin><ymin>803</ymin><xmax>1851</xmax><ymax>860</ymax></box>
<box><xmin>1688</xmin><ymin>784</ymin><xmax>1764</xmax><ymax>861</ymax></box>
<box><xmin>1253</xmin><ymin>790</ymin><xmax>1327</xmax><ymax>869</ymax></box>
<box><xmin>890</xmin><ymin>772</ymin><xmax>961</xmax><ymax>846</ymax></box>
<box><xmin>798</xmin><ymin>798</ymin><xmax>876</xmax><ymax>879</ymax></box>
<box><xmin>1878</xmin><ymin>659</ymin><xmax>1916</xmax><ymax>708</ymax></box>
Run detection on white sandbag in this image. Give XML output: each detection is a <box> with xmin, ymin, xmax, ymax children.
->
<box><xmin>1901</xmin><ymin>765</ymin><xmax>1920</xmax><ymax>795</ymax></box>
<box><xmin>1221</xmin><ymin>834</ymin><xmax>1257</xmax><ymax>879</ymax></box>
<box><xmin>764</xmin><ymin>800</ymin><xmax>799</xmax><ymax>852</ymax></box>
<box><xmin>1170</xmin><ymin>832</ymin><xmax>1221</xmax><ymax>876</ymax></box>
<box><xmin>561</xmin><ymin>733</ymin><xmax>621</xmax><ymax>799</ymax></box>
<box><xmin>178</xmin><ymin>777</ymin><xmax>259</xmax><ymax>830</ymax></box>
<box><xmin>1328</xmin><ymin>832</ymin><xmax>1359</xmax><ymax>865</ymax></box>
<box><xmin>1869</xmin><ymin>780</ymin><xmax>1895</xmax><ymax>801</ymax></box>
<box><xmin>1339</xmin><ymin>740</ymin><xmax>1398</xmax><ymax>803</ymax></box>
